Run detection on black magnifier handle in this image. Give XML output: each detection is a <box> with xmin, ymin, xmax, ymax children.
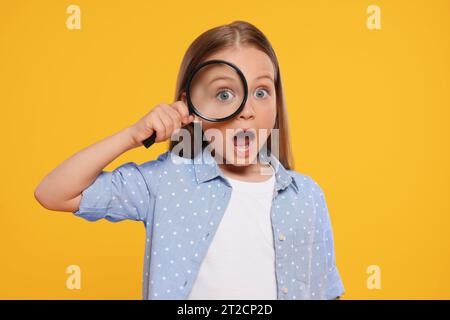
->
<box><xmin>142</xmin><ymin>132</ymin><xmax>156</xmax><ymax>148</ymax></box>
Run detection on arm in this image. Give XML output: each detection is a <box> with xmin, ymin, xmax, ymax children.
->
<box><xmin>34</xmin><ymin>101</ymin><xmax>194</xmax><ymax>214</ymax></box>
<box><xmin>34</xmin><ymin>127</ymin><xmax>136</xmax><ymax>212</ymax></box>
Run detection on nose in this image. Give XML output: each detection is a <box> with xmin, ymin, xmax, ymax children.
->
<box><xmin>237</xmin><ymin>98</ymin><xmax>256</xmax><ymax>120</ymax></box>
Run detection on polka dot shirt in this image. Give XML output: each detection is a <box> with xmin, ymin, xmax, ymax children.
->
<box><xmin>73</xmin><ymin>149</ymin><xmax>345</xmax><ymax>300</ymax></box>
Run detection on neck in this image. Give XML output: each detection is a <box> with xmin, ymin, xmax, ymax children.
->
<box><xmin>218</xmin><ymin>159</ymin><xmax>273</xmax><ymax>182</ymax></box>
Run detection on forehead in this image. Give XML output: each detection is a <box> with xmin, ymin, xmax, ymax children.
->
<box><xmin>203</xmin><ymin>46</ymin><xmax>275</xmax><ymax>81</ymax></box>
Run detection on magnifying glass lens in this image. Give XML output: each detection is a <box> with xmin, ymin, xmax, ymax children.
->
<box><xmin>189</xmin><ymin>63</ymin><xmax>245</xmax><ymax>120</ymax></box>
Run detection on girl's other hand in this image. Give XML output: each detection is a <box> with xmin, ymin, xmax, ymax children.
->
<box><xmin>127</xmin><ymin>101</ymin><xmax>195</xmax><ymax>149</ymax></box>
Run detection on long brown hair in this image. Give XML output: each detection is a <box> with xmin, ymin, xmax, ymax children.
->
<box><xmin>168</xmin><ymin>20</ymin><xmax>294</xmax><ymax>170</ymax></box>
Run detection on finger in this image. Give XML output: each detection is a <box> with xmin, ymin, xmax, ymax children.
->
<box><xmin>150</xmin><ymin>113</ymin><xmax>166</xmax><ymax>142</ymax></box>
<box><xmin>164</xmin><ymin>107</ymin><xmax>183</xmax><ymax>137</ymax></box>
<box><xmin>171</xmin><ymin>101</ymin><xmax>190</xmax><ymax>124</ymax></box>
<box><xmin>158</xmin><ymin>109</ymin><xmax>175</xmax><ymax>141</ymax></box>
<box><xmin>165</xmin><ymin>105</ymin><xmax>182</xmax><ymax>126</ymax></box>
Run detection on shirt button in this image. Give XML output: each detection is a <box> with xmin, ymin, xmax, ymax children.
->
<box><xmin>282</xmin><ymin>286</ymin><xmax>289</xmax><ymax>294</ymax></box>
<box><xmin>278</xmin><ymin>233</ymin><xmax>286</xmax><ymax>241</ymax></box>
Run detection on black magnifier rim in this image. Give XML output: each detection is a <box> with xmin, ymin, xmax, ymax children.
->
<box><xmin>185</xmin><ymin>59</ymin><xmax>248</xmax><ymax>122</ymax></box>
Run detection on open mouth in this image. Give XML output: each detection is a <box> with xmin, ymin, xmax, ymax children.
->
<box><xmin>232</xmin><ymin>128</ymin><xmax>256</xmax><ymax>156</ymax></box>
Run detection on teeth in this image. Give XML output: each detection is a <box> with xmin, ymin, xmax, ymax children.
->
<box><xmin>235</xmin><ymin>144</ymin><xmax>249</xmax><ymax>150</ymax></box>
<box><xmin>233</xmin><ymin>129</ymin><xmax>255</xmax><ymax>147</ymax></box>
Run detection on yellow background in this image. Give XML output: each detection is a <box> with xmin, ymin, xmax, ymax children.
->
<box><xmin>1</xmin><ymin>0</ymin><xmax>449</xmax><ymax>299</ymax></box>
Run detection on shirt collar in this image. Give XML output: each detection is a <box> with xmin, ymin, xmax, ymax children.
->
<box><xmin>191</xmin><ymin>148</ymin><xmax>299</xmax><ymax>194</ymax></box>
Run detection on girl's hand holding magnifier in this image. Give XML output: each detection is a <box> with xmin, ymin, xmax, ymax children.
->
<box><xmin>127</xmin><ymin>101</ymin><xmax>195</xmax><ymax>150</ymax></box>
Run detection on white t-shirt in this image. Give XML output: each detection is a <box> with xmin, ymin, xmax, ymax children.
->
<box><xmin>187</xmin><ymin>166</ymin><xmax>277</xmax><ymax>300</ymax></box>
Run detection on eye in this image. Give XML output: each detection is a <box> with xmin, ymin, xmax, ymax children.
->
<box><xmin>254</xmin><ymin>88</ymin><xmax>270</xmax><ymax>99</ymax></box>
<box><xmin>216</xmin><ymin>89</ymin><xmax>235</xmax><ymax>102</ymax></box>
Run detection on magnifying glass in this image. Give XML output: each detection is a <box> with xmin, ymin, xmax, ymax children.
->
<box><xmin>141</xmin><ymin>59</ymin><xmax>248</xmax><ymax>148</ymax></box>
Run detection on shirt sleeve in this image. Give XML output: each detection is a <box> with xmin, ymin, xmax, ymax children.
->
<box><xmin>311</xmin><ymin>178</ymin><xmax>346</xmax><ymax>300</ymax></box>
<box><xmin>72</xmin><ymin>162</ymin><xmax>151</xmax><ymax>223</ymax></box>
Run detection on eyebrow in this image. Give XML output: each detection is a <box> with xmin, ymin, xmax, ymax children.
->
<box><xmin>206</xmin><ymin>73</ymin><xmax>274</xmax><ymax>86</ymax></box>
<box><xmin>207</xmin><ymin>76</ymin><xmax>236</xmax><ymax>86</ymax></box>
<box><xmin>253</xmin><ymin>74</ymin><xmax>274</xmax><ymax>82</ymax></box>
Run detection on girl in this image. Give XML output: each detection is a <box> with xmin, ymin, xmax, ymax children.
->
<box><xmin>35</xmin><ymin>21</ymin><xmax>344</xmax><ymax>300</ymax></box>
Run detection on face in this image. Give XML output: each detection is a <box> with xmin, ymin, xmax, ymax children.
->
<box><xmin>183</xmin><ymin>45</ymin><xmax>277</xmax><ymax>166</ymax></box>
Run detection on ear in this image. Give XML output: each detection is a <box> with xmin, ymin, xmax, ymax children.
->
<box><xmin>181</xmin><ymin>91</ymin><xmax>202</xmax><ymax>122</ymax></box>
<box><xmin>181</xmin><ymin>91</ymin><xmax>187</xmax><ymax>105</ymax></box>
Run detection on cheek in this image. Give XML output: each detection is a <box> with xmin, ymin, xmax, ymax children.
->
<box><xmin>201</xmin><ymin>122</ymin><xmax>229</xmax><ymax>147</ymax></box>
<box><xmin>256</xmin><ymin>102</ymin><xmax>277</xmax><ymax>128</ymax></box>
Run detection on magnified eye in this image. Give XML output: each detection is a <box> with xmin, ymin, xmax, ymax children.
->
<box><xmin>255</xmin><ymin>88</ymin><xmax>269</xmax><ymax>99</ymax></box>
<box><xmin>216</xmin><ymin>89</ymin><xmax>235</xmax><ymax>102</ymax></box>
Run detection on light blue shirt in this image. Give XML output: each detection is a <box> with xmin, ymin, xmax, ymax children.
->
<box><xmin>73</xmin><ymin>149</ymin><xmax>345</xmax><ymax>299</ymax></box>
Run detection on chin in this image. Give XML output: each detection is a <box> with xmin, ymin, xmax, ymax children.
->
<box><xmin>223</xmin><ymin>154</ymin><xmax>259</xmax><ymax>166</ymax></box>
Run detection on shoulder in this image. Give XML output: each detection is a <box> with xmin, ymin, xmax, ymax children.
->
<box><xmin>287</xmin><ymin>170</ymin><xmax>333</xmax><ymax>228</ymax></box>
<box><xmin>108</xmin><ymin>150</ymin><xmax>169</xmax><ymax>174</ymax></box>
<box><xmin>131</xmin><ymin>150</ymin><xmax>195</xmax><ymax>181</ymax></box>
<box><xmin>139</xmin><ymin>150</ymin><xmax>172</xmax><ymax>171</ymax></box>
<box><xmin>111</xmin><ymin>151</ymin><xmax>173</xmax><ymax>186</ymax></box>
<box><xmin>287</xmin><ymin>169</ymin><xmax>326</xmax><ymax>199</ymax></box>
